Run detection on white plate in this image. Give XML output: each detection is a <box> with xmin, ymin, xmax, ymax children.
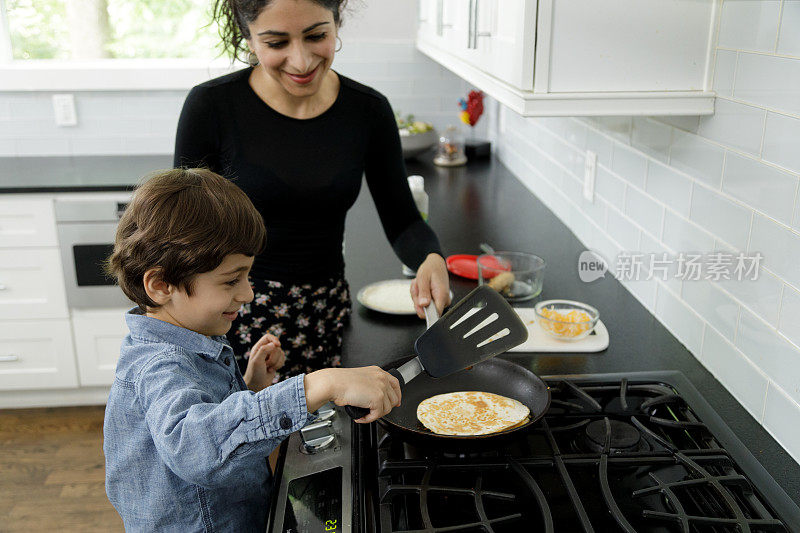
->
<box><xmin>357</xmin><ymin>279</ymin><xmax>453</xmax><ymax>316</ymax></box>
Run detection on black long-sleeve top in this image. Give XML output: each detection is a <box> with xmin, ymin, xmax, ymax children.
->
<box><xmin>174</xmin><ymin>68</ymin><xmax>442</xmax><ymax>283</ymax></box>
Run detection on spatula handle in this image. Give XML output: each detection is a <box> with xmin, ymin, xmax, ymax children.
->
<box><xmin>344</xmin><ymin>368</ymin><xmax>406</xmax><ymax>420</ymax></box>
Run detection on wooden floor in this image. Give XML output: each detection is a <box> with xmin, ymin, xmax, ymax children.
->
<box><xmin>0</xmin><ymin>406</ymin><xmax>123</xmax><ymax>532</ymax></box>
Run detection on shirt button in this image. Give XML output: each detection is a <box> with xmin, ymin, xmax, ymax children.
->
<box><xmin>280</xmin><ymin>416</ymin><xmax>292</xmax><ymax>430</ymax></box>
<box><xmin>224</xmin><ymin>357</ymin><xmax>231</xmax><ymax>366</ymax></box>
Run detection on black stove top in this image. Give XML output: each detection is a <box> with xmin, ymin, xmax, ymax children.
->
<box><xmin>356</xmin><ymin>372</ymin><xmax>800</xmax><ymax>533</ymax></box>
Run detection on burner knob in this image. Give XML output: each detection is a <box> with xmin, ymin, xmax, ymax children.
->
<box><xmin>300</xmin><ymin>420</ymin><xmax>335</xmax><ymax>454</ymax></box>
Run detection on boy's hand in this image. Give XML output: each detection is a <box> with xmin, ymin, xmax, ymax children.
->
<box><xmin>243</xmin><ymin>333</ymin><xmax>285</xmax><ymax>392</ymax></box>
<box><xmin>304</xmin><ymin>367</ymin><xmax>401</xmax><ymax>423</ymax></box>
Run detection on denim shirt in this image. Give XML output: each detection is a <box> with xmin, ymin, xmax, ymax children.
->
<box><xmin>104</xmin><ymin>308</ymin><xmax>316</xmax><ymax>532</ymax></box>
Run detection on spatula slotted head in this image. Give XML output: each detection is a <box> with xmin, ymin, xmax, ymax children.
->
<box><xmin>414</xmin><ymin>285</ymin><xmax>529</xmax><ymax>378</ymax></box>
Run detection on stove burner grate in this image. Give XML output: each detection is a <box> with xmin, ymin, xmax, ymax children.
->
<box><xmin>368</xmin><ymin>377</ymin><xmax>794</xmax><ymax>532</ymax></box>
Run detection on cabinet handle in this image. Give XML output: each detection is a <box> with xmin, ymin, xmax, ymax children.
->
<box><xmin>0</xmin><ymin>354</ymin><xmax>19</xmax><ymax>362</ymax></box>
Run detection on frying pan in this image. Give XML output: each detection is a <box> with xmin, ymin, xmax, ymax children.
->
<box><xmin>378</xmin><ymin>354</ymin><xmax>551</xmax><ymax>448</ymax></box>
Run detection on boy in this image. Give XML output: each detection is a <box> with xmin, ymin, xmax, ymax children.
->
<box><xmin>103</xmin><ymin>168</ymin><xmax>400</xmax><ymax>532</ymax></box>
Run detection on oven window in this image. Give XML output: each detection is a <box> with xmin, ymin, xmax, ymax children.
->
<box><xmin>73</xmin><ymin>244</ymin><xmax>116</xmax><ymax>287</ymax></box>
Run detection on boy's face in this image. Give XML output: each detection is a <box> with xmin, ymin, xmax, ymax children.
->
<box><xmin>158</xmin><ymin>254</ymin><xmax>255</xmax><ymax>337</ymax></box>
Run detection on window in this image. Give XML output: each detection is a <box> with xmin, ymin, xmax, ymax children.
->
<box><xmin>4</xmin><ymin>0</ymin><xmax>223</xmax><ymax>60</ymax></box>
<box><xmin>0</xmin><ymin>0</ymin><xmax>239</xmax><ymax>90</ymax></box>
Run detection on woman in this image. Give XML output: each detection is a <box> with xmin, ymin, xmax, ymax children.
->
<box><xmin>174</xmin><ymin>0</ymin><xmax>451</xmax><ymax>377</ymax></box>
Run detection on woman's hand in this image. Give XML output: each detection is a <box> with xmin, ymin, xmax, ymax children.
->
<box><xmin>410</xmin><ymin>253</ymin><xmax>451</xmax><ymax>319</ymax></box>
<box><xmin>243</xmin><ymin>333</ymin><xmax>285</xmax><ymax>392</ymax></box>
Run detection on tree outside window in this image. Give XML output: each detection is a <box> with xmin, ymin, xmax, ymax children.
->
<box><xmin>6</xmin><ymin>0</ymin><xmax>224</xmax><ymax>60</ymax></box>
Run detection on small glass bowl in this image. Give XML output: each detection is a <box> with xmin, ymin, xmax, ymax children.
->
<box><xmin>534</xmin><ymin>299</ymin><xmax>599</xmax><ymax>341</ymax></box>
<box><xmin>477</xmin><ymin>251</ymin><xmax>545</xmax><ymax>302</ymax></box>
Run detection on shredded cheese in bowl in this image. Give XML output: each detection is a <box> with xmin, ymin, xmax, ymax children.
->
<box><xmin>535</xmin><ymin>300</ymin><xmax>599</xmax><ymax>340</ymax></box>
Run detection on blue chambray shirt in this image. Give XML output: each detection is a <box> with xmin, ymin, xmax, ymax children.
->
<box><xmin>104</xmin><ymin>308</ymin><xmax>316</xmax><ymax>532</ymax></box>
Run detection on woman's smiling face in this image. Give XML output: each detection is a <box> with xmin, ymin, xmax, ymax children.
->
<box><xmin>247</xmin><ymin>0</ymin><xmax>337</xmax><ymax>98</ymax></box>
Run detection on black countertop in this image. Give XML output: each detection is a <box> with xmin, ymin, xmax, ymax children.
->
<box><xmin>341</xmin><ymin>154</ymin><xmax>800</xmax><ymax>507</ymax></box>
<box><xmin>0</xmin><ymin>155</ymin><xmax>172</xmax><ymax>193</ymax></box>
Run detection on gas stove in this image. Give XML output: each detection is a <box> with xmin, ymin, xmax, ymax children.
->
<box><xmin>267</xmin><ymin>371</ymin><xmax>800</xmax><ymax>532</ymax></box>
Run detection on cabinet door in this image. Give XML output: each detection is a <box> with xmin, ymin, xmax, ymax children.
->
<box><xmin>0</xmin><ymin>248</ymin><xmax>69</xmax><ymax>319</ymax></box>
<box><xmin>0</xmin><ymin>199</ymin><xmax>57</xmax><ymax>248</ymax></box>
<box><xmin>477</xmin><ymin>0</ymin><xmax>536</xmax><ymax>91</ymax></box>
<box><xmin>417</xmin><ymin>0</ymin><xmax>438</xmax><ymax>45</ymax></box>
<box><xmin>72</xmin><ymin>309</ymin><xmax>128</xmax><ymax>386</ymax></box>
<box><xmin>0</xmin><ymin>319</ymin><xmax>78</xmax><ymax>389</ymax></box>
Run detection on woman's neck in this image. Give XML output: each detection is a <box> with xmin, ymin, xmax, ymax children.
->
<box><xmin>249</xmin><ymin>68</ymin><xmax>340</xmax><ymax>120</ymax></box>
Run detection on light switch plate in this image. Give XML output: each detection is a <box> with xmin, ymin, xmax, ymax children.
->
<box><xmin>583</xmin><ymin>150</ymin><xmax>597</xmax><ymax>202</ymax></box>
<box><xmin>52</xmin><ymin>94</ymin><xmax>77</xmax><ymax>127</ymax></box>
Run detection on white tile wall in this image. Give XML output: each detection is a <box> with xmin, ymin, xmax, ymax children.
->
<box><xmin>0</xmin><ymin>43</ymin><xmax>470</xmax><ymax>157</ymax></box>
<box><xmin>490</xmin><ymin>1</ymin><xmax>800</xmax><ymax>463</ymax></box>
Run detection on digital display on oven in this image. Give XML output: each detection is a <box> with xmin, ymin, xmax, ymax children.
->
<box><xmin>282</xmin><ymin>467</ymin><xmax>342</xmax><ymax>533</ymax></box>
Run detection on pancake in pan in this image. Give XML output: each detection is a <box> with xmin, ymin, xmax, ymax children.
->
<box><xmin>416</xmin><ymin>391</ymin><xmax>530</xmax><ymax>436</ymax></box>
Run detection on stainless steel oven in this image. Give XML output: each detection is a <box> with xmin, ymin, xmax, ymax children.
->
<box><xmin>55</xmin><ymin>196</ymin><xmax>133</xmax><ymax>309</ymax></box>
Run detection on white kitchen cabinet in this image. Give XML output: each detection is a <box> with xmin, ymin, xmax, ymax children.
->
<box><xmin>0</xmin><ymin>248</ymin><xmax>69</xmax><ymax>319</ymax></box>
<box><xmin>0</xmin><ymin>198</ymin><xmax>58</xmax><ymax>248</ymax></box>
<box><xmin>0</xmin><ymin>319</ymin><xmax>78</xmax><ymax>389</ymax></box>
<box><xmin>417</xmin><ymin>0</ymin><xmax>717</xmax><ymax>116</ymax></box>
<box><xmin>71</xmin><ymin>308</ymin><xmax>127</xmax><ymax>386</ymax></box>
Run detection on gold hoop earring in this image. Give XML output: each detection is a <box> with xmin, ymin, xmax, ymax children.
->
<box><xmin>335</xmin><ymin>36</ymin><xmax>342</xmax><ymax>53</ymax></box>
<box><xmin>247</xmin><ymin>51</ymin><xmax>259</xmax><ymax>66</ymax></box>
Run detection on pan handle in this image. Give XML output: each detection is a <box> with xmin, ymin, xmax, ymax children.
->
<box><xmin>345</xmin><ymin>367</ymin><xmax>406</xmax><ymax>420</ymax></box>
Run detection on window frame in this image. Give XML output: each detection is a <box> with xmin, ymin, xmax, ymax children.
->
<box><xmin>0</xmin><ymin>1</ymin><xmax>239</xmax><ymax>91</ymax></box>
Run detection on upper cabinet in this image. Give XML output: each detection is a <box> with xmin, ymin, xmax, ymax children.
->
<box><xmin>417</xmin><ymin>0</ymin><xmax>718</xmax><ymax>116</ymax></box>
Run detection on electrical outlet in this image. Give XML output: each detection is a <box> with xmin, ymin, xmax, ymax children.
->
<box><xmin>52</xmin><ymin>94</ymin><xmax>77</xmax><ymax>127</ymax></box>
<box><xmin>583</xmin><ymin>150</ymin><xmax>597</xmax><ymax>202</ymax></box>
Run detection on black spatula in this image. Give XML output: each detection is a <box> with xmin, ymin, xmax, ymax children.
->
<box><xmin>346</xmin><ymin>285</ymin><xmax>528</xmax><ymax>419</ymax></box>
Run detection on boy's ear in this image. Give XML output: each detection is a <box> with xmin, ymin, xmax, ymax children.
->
<box><xmin>143</xmin><ymin>268</ymin><xmax>174</xmax><ymax>306</ymax></box>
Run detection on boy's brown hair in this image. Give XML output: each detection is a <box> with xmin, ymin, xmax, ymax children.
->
<box><xmin>107</xmin><ymin>168</ymin><xmax>266</xmax><ymax>310</ymax></box>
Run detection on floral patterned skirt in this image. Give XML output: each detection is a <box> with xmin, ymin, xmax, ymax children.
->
<box><xmin>227</xmin><ymin>276</ymin><xmax>352</xmax><ymax>380</ymax></box>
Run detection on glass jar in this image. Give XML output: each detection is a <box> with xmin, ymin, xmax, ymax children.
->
<box><xmin>433</xmin><ymin>125</ymin><xmax>467</xmax><ymax>167</ymax></box>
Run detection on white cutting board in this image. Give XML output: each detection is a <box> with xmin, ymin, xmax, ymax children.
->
<box><xmin>508</xmin><ymin>307</ymin><xmax>609</xmax><ymax>353</ymax></box>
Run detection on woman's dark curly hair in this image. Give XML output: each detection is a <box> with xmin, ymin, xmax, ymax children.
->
<box><xmin>213</xmin><ymin>0</ymin><xmax>348</xmax><ymax>63</ymax></box>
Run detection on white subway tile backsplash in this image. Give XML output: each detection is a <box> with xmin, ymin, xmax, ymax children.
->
<box><xmin>655</xmin><ymin>116</ymin><xmax>700</xmax><ymax>135</ymax></box>
<box><xmin>697</xmin><ymin>99</ymin><xmax>765</xmax><ymax>157</ymax></box>
<box><xmin>645</xmin><ymin>161</ymin><xmax>692</xmax><ymax>217</ymax></box>
<box><xmin>735</xmin><ymin>53</ymin><xmax>800</xmax><ymax>115</ymax></box>
<box><xmin>689</xmin><ymin>185</ymin><xmax>752</xmax><ymax>251</ymax></box>
<box><xmin>622</xmin><ymin>278</ymin><xmax>658</xmax><ymax>312</ymax></box>
<box><xmin>595</xmin><ymin>166</ymin><xmax>626</xmax><ymax>209</ymax></box>
<box><xmin>15</xmin><ymin>137</ymin><xmax>71</xmax><ymax>156</ymax></box>
<box><xmin>631</xmin><ymin>117</ymin><xmax>671</xmax><ymax>163</ymax></box>
<box><xmin>0</xmin><ymin>138</ymin><xmax>16</xmax><ymax>156</ymax></box>
<box><xmin>700</xmin><ymin>326</ymin><xmax>768</xmax><ymax>419</ymax></box>
<box><xmin>722</xmin><ymin>152</ymin><xmax>797</xmax><ymax>225</ymax></box>
<box><xmin>124</xmin><ymin>136</ymin><xmax>174</xmax><ymax>155</ymax></box>
<box><xmin>661</xmin><ymin>210</ymin><xmax>715</xmax><ymax>254</ymax></box>
<box><xmin>762</xmin><ymin>112</ymin><xmax>800</xmax><ymax>174</ymax></box>
<box><xmin>777</xmin><ymin>1</ymin><xmax>800</xmax><ymax>56</ymax></box>
<box><xmin>718</xmin><ymin>269</ymin><xmax>783</xmax><ymax>326</ymax></box>
<box><xmin>682</xmin><ymin>281</ymin><xmax>739</xmax><ymax>340</ymax></box>
<box><xmin>669</xmin><ymin>129</ymin><xmax>725</xmax><ymax>188</ymax></box>
<box><xmin>611</xmin><ymin>144</ymin><xmax>647</xmax><ymax>188</ymax></box>
<box><xmin>737</xmin><ymin>309</ymin><xmax>800</xmax><ymax>404</ymax></box>
<box><xmin>605</xmin><ymin>206</ymin><xmax>640</xmax><ymax>251</ymax></box>
<box><xmin>585</xmin><ymin>117</ymin><xmax>632</xmax><ymax>142</ymax></box>
<box><xmin>717</xmin><ymin>0</ymin><xmax>781</xmax><ymax>53</ymax></box>
<box><xmin>763</xmin><ymin>383</ymin><xmax>800</xmax><ymax>464</ymax></box>
<box><xmin>655</xmin><ymin>284</ymin><xmax>705</xmax><ymax>355</ymax></box>
<box><xmin>712</xmin><ymin>50</ymin><xmax>737</xmax><ymax>98</ymax></box>
<box><xmin>562</xmin><ymin>121</ymin><xmax>588</xmax><ymax>152</ymax></box>
<box><xmin>70</xmin><ymin>136</ymin><xmax>126</xmax><ymax>155</ymax></box>
<box><xmin>749</xmin><ymin>214</ymin><xmax>800</xmax><ymax>289</ymax></box>
<box><xmin>585</xmin><ymin>128</ymin><xmax>614</xmax><ymax>168</ymax></box>
<box><xmin>779</xmin><ymin>285</ymin><xmax>800</xmax><ymax>347</ymax></box>
<box><xmin>625</xmin><ymin>186</ymin><xmax>663</xmax><ymax>239</ymax></box>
